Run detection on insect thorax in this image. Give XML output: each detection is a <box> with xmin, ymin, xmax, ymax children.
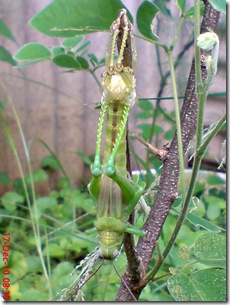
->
<box><xmin>101</xmin><ymin>65</ymin><xmax>136</xmax><ymax>107</ymax></box>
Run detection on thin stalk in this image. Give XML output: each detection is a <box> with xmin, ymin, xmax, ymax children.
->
<box><xmin>169</xmin><ymin>17</ymin><xmax>185</xmax><ymax>50</ymax></box>
<box><xmin>1</xmin><ymin>72</ymin><xmax>77</xmax><ymax>102</ymax></box>
<box><xmin>6</xmin><ymin>98</ymin><xmax>52</xmax><ymax>297</ymax></box>
<box><xmin>194</xmin><ymin>0</ymin><xmax>203</xmax><ymax>147</ymax></box>
<box><xmin>167</xmin><ymin>50</ymin><xmax>186</xmax><ymax>202</ymax></box>
<box><xmin>145</xmin><ymin>20</ymin><xmax>225</xmax><ymax>284</ymax></box>
<box><xmin>45</xmin><ymin>228</ymin><xmax>52</xmax><ymax>280</ymax></box>
<box><xmin>147</xmin><ymin>17</ymin><xmax>185</xmax><ymax>183</ymax></box>
<box><xmin>35</xmin><ymin>138</ymin><xmax>71</xmax><ymax>187</ymax></box>
<box><xmin>144</xmin><ymin>113</ymin><xmax>225</xmax><ymax>282</ymax></box>
<box><xmin>144</xmin><ymin>0</ymin><xmax>215</xmax><ymax>281</ymax></box>
<box><xmin>198</xmin><ymin>113</ymin><xmax>226</xmax><ymax>155</ymax></box>
<box><xmin>134</xmin><ymin>34</ymin><xmax>168</xmax><ymax>52</ymax></box>
<box><xmin>89</xmin><ymin>68</ymin><xmax>103</xmax><ymax>91</ymax></box>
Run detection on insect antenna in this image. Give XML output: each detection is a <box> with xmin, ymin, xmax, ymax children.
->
<box><xmin>112</xmin><ymin>261</ymin><xmax>137</xmax><ymax>301</ymax></box>
<box><xmin>67</xmin><ymin>258</ymin><xmax>105</xmax><ymax>301</ymax></box>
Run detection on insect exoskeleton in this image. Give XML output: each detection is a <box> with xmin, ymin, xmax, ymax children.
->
<box><xmin>94</xmin><ymin>217</ymin><xmax>127</xmax><ymax>259</ymax></box>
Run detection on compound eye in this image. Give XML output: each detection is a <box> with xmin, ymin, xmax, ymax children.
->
<box><xmin>108</xmin><ymin>65</ymin><xmax>114</xmax><ymax>74</ymax></box>
<box><xmin>115</xmin><ymin>62</ymin><xmax>123</xmax><ymax>72</ymax></box>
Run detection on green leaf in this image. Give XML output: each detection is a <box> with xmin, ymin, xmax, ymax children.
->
<box><xmin>76</xmin><ymin>40</ymin><xmax>91</xmax><ymax>54</ymax></box>
<box><xmin>137</xmin><ymin>123</ymin><xmax>151</xmax><ymax>139</ymax></box>
<box><xmin>51</xmin><ymin>261</ymin><xmax>77</xmax><ymax>295</ymax></box>
<box><xmin>75</xmin><ymin>56</ymin><xmax>89</xmax><ymax>69</ymax></box>
<box><xmin>179</xmin><ymin>246</ymin><xmax>191</xmax><ymax>261</ymax></box>
<box><xmin>136</xmin><ymin>111</ymin><xmax>153</xmax><ymax>119</ymax></box>
<box><xmin>186</xmin><ymin>213</ymin><xmax>221</xmax><ymax>232</ymax></box>
<box><xmin>168</xmin><ymin>269</ymin><xmax>226</xmax><ymax>301</ymax></box>
<box><xmin>204</xmin><ymin>195</ymin><xmax>226</xmax><ymax>221</ymax></box>
<box><xmin>25</xmin><ymin>255</ymin><xmax>43</xmax><ymax>273</ymax></box>
<box><xmin>29</xmin><ymin>0</ymin><xmax>132</xmax><ymax>37</ymax></box>
<box><xmin>9</xmin><ymin>251</ymin><xmax>27</xmax><ymax>278</ymax></box>
<box><xmin>43</xmin><ymin>243</ymin><xmax>65</xmax><ymax>257</ymax></box>
<box><xmin>190</xmin><ymin>198</ymin><xmax>206</xmax><ymax>218</ymax></box>
<box><xmin>87</xmin><ymin>53</ymin><xmax>99</xmax><ymax>65</ymax></box>
<box><xmin>176</xmin><ymin>0</ymin><xmax>186</xmax><ymax>15</ymax></box>
<box><xmin>207</xmin><ymin>0</ymin><xmax>226</xmax><ymax>14</ymax></box>
<box><xmin>0</xmin><ymin>46</ymin><xmax>16</xmax><ymax>65</ymax></box>
<box><xmin>13</xmin><ymin>42</ymin><xmax>51</xmax><ymax>61</ymax></box>
<box><xmin>14</xmin><ymin>59</ymin><xmax>47</xmax><ymax>68</ymax></box>
<box><xmin>20</xmin><ymin>289</ymin><xmax>47</xmax><ymax>302</ymax></box>
<box><xmin>41</xmin><ymin>155</ymin><xmax>59</xmax><ymax>170</ymax></box>
<box><xmin>52</xmin><ymin>54</ymin><xmax>81</xmax><ymax>69</ymax></box>
<box><xmin>139</xmin><ymin>99</ymin><xmax>153</xmax><ymax>111</ymax></box>
<box><xmin>0</xmin><ymin>101</ymin><xmax>4</xmax><ymax>112</ymax></box>
<box><xmin>137</xmin><ymin>123</ymin><xmax>163</xmax><ymax>139</ymax></box>
<box><xmin>75</xmin><ymin>152</ymin><xmax>92</xmax><ymax>166</ymax></box>
<box><xmin>52</xmin><ymin>261</ymin><xmax>74</xmax><ymax>279</ymax></box>
<box><xmin>1</xmin><ymin>191</ymin><xmax>24</xmax><ymax>212</ymax></box>
<box><xmin>66</xmin><ymin>50</ymin><xmax>75</xmax><ymax>57</ymax></box>
<box><xmin>153</xmin><ymin>0</ymin><xmax>172</xmax><ymax>18</ymax></box>
<box><xmin>136</xmin><ymin>1</ymin><xmax>159</xmax><ymax>41</ymax></box>
<box><xmin>0</xmin><ymin>172</ymin><xmax>11</xmax><ymax>186</ymax></box>
<box><xmin>25</xmin><ymin>169</ymin><xmax>48</xmax><ymax>184</ymax></box>
<box><xmin>192</xmin><ymin>233</ymin><xmax>226</xmax><ymax>267</ymax></box>
<box><xmin>36</xmin><ymin>196</ymin><xmax>58</xmax><ymax>212</ymax></box>
<box><xmin>206</xmin><ymin>201</ymin><xmax>221</xmax><ymax>220</ymax></box>
<box><xmin>184</xmin><ymin>2</ymin><xmax>205</xmax><ymax>18</ymax></box>
<box><xmin>206</xmin><ymin>174</ymin><xmax>225</xmax><ymax>185</ymax></box>
<box><xmin>61</xmin><ymin>35</ymin><xmax>84</xmax><ymax>48</ymax></box>
<box><xmin>165</xmin><ymin>129</ymin><xmax>174</xmax><ymax>140</ymax></box>
<box><xmin>204</xmin><ymin>195</ymin><xmax>226</xmax><ymax>209</ymax></box>
<box><xmin>51</xmin><ymin>46</ymin><xmax>65</xmax><ymax>56</ymax></box>
<box><xmin>0</xmin><ymin>19</ymin><xmax>16</xmax><ymax>42</ymax></box>
<box><xmin>57</xmin><ymin>177</ymin><xmax>70</xmax><ymax>189</ymax></box>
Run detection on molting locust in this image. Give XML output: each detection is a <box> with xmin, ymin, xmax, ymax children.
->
<box><xmin>88</xmin><ymin>8</ymin><xmax>145</xmax><ymax>260</ymax></box>
<box><xmin>60</xmin><ymin>9</ymin><xmax>146</xmax><ymax>301</ymax></box>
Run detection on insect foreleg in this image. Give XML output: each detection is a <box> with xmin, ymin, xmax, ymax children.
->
<box><xmin>91</xmin><ymin>103</ymin><xmax>107</xmax><ymax>177</ymax></box>
<box><xmin>88</xmin><ymin>175</ymin><xmax>101</xmax><ymax>203</ymax></box>
<box><xmin>106</xmin><ymin>170</ymin><xmax>145</xmax><ymax>215</ymax></box>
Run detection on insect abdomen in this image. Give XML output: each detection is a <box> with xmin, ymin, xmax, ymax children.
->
<box><xmin>103</xmin><ymin>101</ymin><xmax>127</xmax><ymax>177</ymax></box>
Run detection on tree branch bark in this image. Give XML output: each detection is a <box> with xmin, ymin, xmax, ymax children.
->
<box><xmin>116</xmin><ymin>1</ymin><xmax>220</xmax><ymax>301</ymax></box>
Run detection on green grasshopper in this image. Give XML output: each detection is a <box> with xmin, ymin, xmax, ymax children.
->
<box><xmin>58</xmin><ymin>10</ymin><xmax>146</xmax><ymax>301</ymax></box>
<box><xmin>88</xmin><ymin>9</ymin><xmax>145</xmax><ymax>260</ymax></box>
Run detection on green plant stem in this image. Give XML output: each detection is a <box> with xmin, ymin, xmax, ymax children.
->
<box><xmin>146</xmin><ymin>16</ymin><xmax>185</xmax><ymax>182</ymax></box>
<box><xmin>35</xmin><ymin>138</ymin><xmax>71</xmax><ymax>187</ymax></box>
<box><xmin>169</xmin><ymin>17</ymin><xmax>184</xmax><ymax>50</ymax></box>
<box><xmin>89</xmin><ymin>68</ymin><xmax>103</xmax><ymax>91</ymax></box>
<box><xmin>134</xmin><ymin>34</ymin><xmax>168</xmax><ymax>52</ymax></box>
<box><xmin>0</xmin><ymin>85</ymin><xmax>53</xmax><ymax>297</ymax></box>
<box><xmin>194</xmin><ymin>0</ymin><xmax>203</xmax><ymax>147</ymax></box>
<box><xmin>144</xmin><ymin>1</ymin><xmax>224</xmax><ymax>282</ymax></box>
<box><xmin>167</xmin><ymin>50</ymin><xmax>186</xmax><ymax>202</ymax></box>
<box><xmin>144</xmin><ymin>114</ymin><xmax>225</xmax><ymax>283</ymax></box>
<box><xmin>198</xmin><ymin>113</ymin><xmax>226</xmax><ymax>155</ymax></box>
<box><xmin>1</xmin><ymin>72</ymin><xmax>77</xmax><ymax>102</ymax></box>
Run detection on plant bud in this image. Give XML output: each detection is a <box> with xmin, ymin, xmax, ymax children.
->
<box><xmin>197</xmin><ymin>32</ymin><xmax>219</xmax><ymax>51</ymax></box>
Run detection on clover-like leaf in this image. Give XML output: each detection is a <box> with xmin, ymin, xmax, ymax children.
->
<box><xmin>136</xmin><ymin>1</ymin><xmax>159</xmax><ymax>42</ymax></box>
<box><xmin>29</xmin><ymin>0</ymin><xmax>132</xmax><ymax>37</ymax></box>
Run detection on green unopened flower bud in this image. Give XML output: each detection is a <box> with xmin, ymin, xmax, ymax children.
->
<box><xmin>197</xmin><ymin>32</ymin><xmax>219</xmax><ymax>51</ymax></box>
<box><xmin>197</xmin><ymin>31</ymin><xmax>219</xmax><ymax>78</ymax></box>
